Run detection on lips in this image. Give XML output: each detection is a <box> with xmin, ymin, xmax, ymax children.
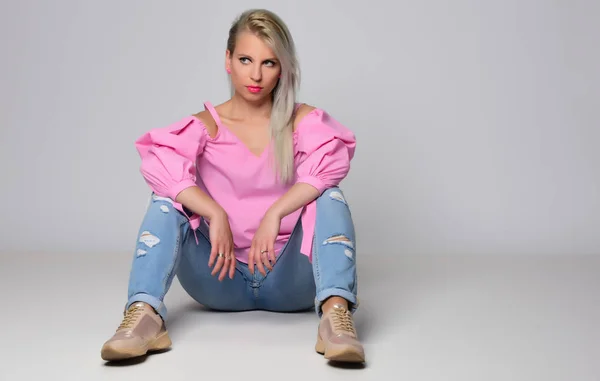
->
<box><xmin>246</xmin><ymin>86</ymin><xmax>263</xmax><ymax>93</ymax></box>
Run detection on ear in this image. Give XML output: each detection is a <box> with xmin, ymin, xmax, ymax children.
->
<box><xmin>225</xmin><ymin>49</ymin><xmax>232</xmax><ymax>72</ymax></box>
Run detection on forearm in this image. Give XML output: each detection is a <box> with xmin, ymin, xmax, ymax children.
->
<box><xmin>175</xmin><ymin>186</ymin><xmax>225</xmax><ymax>219</ymax></box>
<box><xmin>267</xmin><ymin>182</ymin><xmax>320</xmax><ymax>219</ymax></box>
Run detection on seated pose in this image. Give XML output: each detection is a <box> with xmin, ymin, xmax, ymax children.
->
<box><xmin>101</xmin><ymin>8</ymin><xmax>364</xmax><ymax>364</ymax></box>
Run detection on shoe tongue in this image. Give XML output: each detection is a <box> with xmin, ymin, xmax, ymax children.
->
<box><xmin>332</xmin><ymin>303</ymin><xmax>347</xmax><ymax>312</ymax></box>
<box><xmin>129</xmin><ymin>302</ymin><xmax>149</xmax><ymax>312</ymax></box>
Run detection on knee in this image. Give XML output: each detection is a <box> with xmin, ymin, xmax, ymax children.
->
<box><xmin>317</xmin><ymin>187</ymin><xmax>349</xmax><ymax>206</ymax></box>
<box><xmin>136</xmin><ymin>195</ymin><xmax>189</xmax><ymax>251</ymax></box>
<box><xmin>145</xmin><ymin>193</ymin><xmax>188</xmax><ymax>225</ymax></box>
<box><xmin>315</xmin><ymin>187</ymin><xmax>356</xmax><ymax>249</ymax></box>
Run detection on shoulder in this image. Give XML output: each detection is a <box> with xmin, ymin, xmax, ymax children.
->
<box><xmin>191</xmin><ymin>110</ymin><xmax>218</xmax><ymax>138</ymax></box>
<box><xmin>293</xmin><ymin>103</ymin><xmax>318</xmax><ymax>132</ymax></box>
<box><xmin>292</xmin><ymin>104</ymin><xmax>356</xmax><ymax>153</ymax></box>
<box><xmin>292</xmin><ymin>103</ymin><xmax>350</xmax><ymax>136</ymax></box>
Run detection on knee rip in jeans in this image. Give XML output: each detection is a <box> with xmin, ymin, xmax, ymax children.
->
<box><xmin>151</xmin><ymin>194</ymin><xmax>173</xmax><ymax>213</ymax></box>
<box><xmin>328</xmin><ymin>190</ymin><xmax>347</xmax><ymax>205</ymax></box>
<box><xmin>322</xmin><ymin>234</ymin><xmax>354</xmax><ymax>259</ymax></box>
<box><xmin>137</xmin><ymin>231</ymin><xmax>161</xmax><ymax>256</ymax></box>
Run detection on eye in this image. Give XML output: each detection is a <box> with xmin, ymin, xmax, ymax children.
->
<box><xmin>264</xmin><ymin>60</ymin><xmax>276</xmax><ymax>67</ymax></box>
<box><xmin>239</xmin><ymin>57</ymin><xmax>250</xmax><ymax>64</ymax></box>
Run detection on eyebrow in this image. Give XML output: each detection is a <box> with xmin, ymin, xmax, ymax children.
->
<box><xmin>236</xmin><ymin>53</ymin><xmax>278</xmax><ymax>62</ymax></box>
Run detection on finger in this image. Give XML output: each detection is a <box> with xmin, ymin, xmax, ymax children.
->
<box><xmin>262</xmin><ymin>242</ymin><xmax>273</xmax><ymax>270</ymax></box>
<box><xmin>263</xmin><ymin>251</ymin><xmax>273</xmax><ymax>271</ymax></box>
<box><xmin>261</xmin><ymin>247</ymin><xmax>272</xmax><ymax>272</ymax></box>
<box><xmin>218</xmin><ymin>252</ymin><xmax>229</xmax><ymax>281</ymax></box>
<box><xmin>268</xmin><ymin>241</ymin><xmax>276</xmax><ymax>265</ymax></box>
<box><xmin>255</xmin><ymin>247</ymin><xmax>267</xmax><ymax>275</ymax></box>
<box><xmin>218</xmin><ymin>244</ymin><xmax>232</xmax><ymax>281</ymax></box>
<box><xmin>228</xmin><ymin>249</ymin><xmax>236</xmax><ymax>279</ymax></box>
<box><xmin>248</xmin><ymin>242</ymin><xmax>255</xmax><ymax>275</ymax></box>
<box><xmin>208</xmin><ymin>242</ymin><xmax>218</xmax><ymax>267</ymax></box>
<box><xmin>211</xmin><ymin>246</ymin><xmax>226</xmax><ymax>276</ymax></box>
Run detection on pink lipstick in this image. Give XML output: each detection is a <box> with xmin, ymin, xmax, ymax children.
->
<box><xmin>247</xmin><ymin>86</ymin><xmax>262</xmax><ymax>93</ymax></box>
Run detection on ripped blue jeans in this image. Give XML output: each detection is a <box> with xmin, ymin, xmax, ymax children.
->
<box><xmin>126</xmin><ymin>187</ymin><xmax>358</xmax><ymax>321</ymax></box>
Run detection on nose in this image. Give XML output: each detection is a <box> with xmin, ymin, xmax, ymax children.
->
<box><xmin>250</xmin><ymin>64</ymin><xmax>262</xmax><ymax>82</ymax></box>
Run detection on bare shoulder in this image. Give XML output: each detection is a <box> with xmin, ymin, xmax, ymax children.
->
<box><xmin>192</xmin><ymin>110</ymin><xmax>218</xmax><ymax>138</ymax></box>
<box><xmin>293</xmin><ymin>103</ymin><xmax>317</xmax><ymax>132</ymax></box>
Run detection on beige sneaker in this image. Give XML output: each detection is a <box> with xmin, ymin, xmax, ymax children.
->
<box><xmin>101</xmin><ymin>302</ymin><xmax>172</xmax><ymax>361</ymax></box>
<box><xmin>315</xmin><ymin>303</ymin><xmax>365</xmax><ymax>363</ymax></box>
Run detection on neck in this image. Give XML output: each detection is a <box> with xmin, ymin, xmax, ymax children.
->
<box><xmin>228</xmin><ymin>93</ymin><xmax>273</xmax><ymax>120</ymax></box>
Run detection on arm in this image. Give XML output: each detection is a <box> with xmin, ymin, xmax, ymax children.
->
<box><xmin>248</xmin><ymin>184</ymin><xmax>318</xmax><ymax>276</ymax></box>
<box><xmin>263</xmin><ymin>105</ymin><xmax>330</xmax><ymax>218</ymax></box>
<box><xmin>138</xmin><ymin>114</ymin><xmax>225</xmax><ymax>219</ymax></box>
<box><xmin>267</xmin><ymin>106</ymin><xmax>355</xmax><ymax>219</ymax></box>
<box><xmin>266</xmin><ymin>182</ymin><xmax>320</xmax><ymax>219</ymax></box>
<box><xmin>175</xmin><ymin>186</ymin><xmax>226</xmax><ymax>220</ymax></box>
<box><xmin>248</xmin><ymin>108</ymin><xmax>356</xmax><ymax>275</ymax></box>
<box><xmin>248</xmin><ymin>183</ymin><xmax>318</xmax><ymax>275</ymax></box>
<box><xmin>176</xmin><ymin>185</ymin><xmax>234</xmax><ymax>281</ymax></box>
<box><xmin>136</xmin><ymin>116</ymin><xmax>236</xmax><ymax>280</ymax></box>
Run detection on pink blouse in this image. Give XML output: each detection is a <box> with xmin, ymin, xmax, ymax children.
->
<box><xmin>134</xmin><ymin>102</ymin><xmax>356</xmax><ymax>263</ymax></box>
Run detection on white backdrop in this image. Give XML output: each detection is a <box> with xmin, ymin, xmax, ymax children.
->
<box><xmin>1</xmin><ymin>0</ymin><xmax>598</xmax><ymax>257</ymax></box>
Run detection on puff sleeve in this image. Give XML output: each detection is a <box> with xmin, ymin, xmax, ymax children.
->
<box><xmin>134</xmin><ymin>117</ymin><xmax>208</xmax><ymax>200</ymax></box>
<box><xmin>295</xmin><ymin>109</ymin><xmax>356</xmax><ymax>194</ymax></box>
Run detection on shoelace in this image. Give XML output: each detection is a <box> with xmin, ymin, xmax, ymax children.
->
<box><xmin>117</xmin><ymin>305</ymin><xmax>143</xmax><ymax>330</ymax></box>
<box><xmin>331</xmin><ymin>306</ymin><xmax>356</xmax><ymax>336</ymax></box>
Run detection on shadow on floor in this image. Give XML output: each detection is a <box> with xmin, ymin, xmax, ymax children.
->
<box><xmin>102</xmin><ymin>348</ymin><xmax>172</xmax><ymax>367</ymax></box>
<box><xmin>162</xmin><ymin>252</ymin><xmax>413</xmax><ymax>345</ymax></box>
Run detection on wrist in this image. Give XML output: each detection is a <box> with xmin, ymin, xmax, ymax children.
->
<box><xmin>207</xmin><ymin>205</ymin><xmax>227</xmax><ymax>220</ymax></box>
<box><xmin>266</xmin><ymin>206</ymin><xmax>283</xmax><ymax>220</ymax></box>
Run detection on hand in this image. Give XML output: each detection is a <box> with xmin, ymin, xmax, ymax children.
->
<box><xmin>249</xmin><ymin>210</ymin><xmax>281</xmax><ymax>276</ymax></box>
<box><xmin>207</xmin><ymin>210</ymin><xmax>236</xmax><ymax>281</ymax></box>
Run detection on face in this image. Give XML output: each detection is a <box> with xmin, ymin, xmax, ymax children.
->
<box><xmin>226</xmin><ymin>31</ymin><xmax>281</xmax><ymax>101</ymax></box>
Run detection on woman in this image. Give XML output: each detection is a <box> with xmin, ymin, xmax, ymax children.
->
<box><xmin>101</xmin><ymin>8</ymin><xmax>364</xmax><ymax>364</ymax></box>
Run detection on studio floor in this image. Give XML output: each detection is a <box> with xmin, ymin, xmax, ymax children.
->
<box><xmin>1</xmin><ymin>251</ymin><xmax>598</xmax><ymax>381</ymax></box>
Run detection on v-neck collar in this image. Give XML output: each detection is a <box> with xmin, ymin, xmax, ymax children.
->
<box><xmin>204</xmin><ymin>101</ymin><xmax>271</xmax><ymax>159</ymax></box>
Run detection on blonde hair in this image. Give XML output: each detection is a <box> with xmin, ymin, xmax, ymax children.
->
<box><xmin>227</xmin><ymin>9</ymin><xmax>300</xmax><ymax>184</ymax></box>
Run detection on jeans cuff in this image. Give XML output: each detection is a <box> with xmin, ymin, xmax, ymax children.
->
<box><xmin>314</xmin><ymin>288</ymin><xmax>359</xmax><ymax>317</ymax></box>
<box><xmin>126</xmin><ymin>293</ymin><xmax>167</xmax><ymax>321</ymax></box>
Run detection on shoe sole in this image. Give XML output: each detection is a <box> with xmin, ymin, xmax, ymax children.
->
<box><xmin>315</xmin><ymin>333</ymin><xmax>365</xmax><ymax>363</ymax></box>
<box><xmin>101</xmin><ymin>331</ymin><xmax>172</xmax><ymax>361</ymax></box>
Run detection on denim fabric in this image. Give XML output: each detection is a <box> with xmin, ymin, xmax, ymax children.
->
<box><xmin>126</xmin><ymin>187</ymin><xmax>358</xmax><ymax>321</ymax></box>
